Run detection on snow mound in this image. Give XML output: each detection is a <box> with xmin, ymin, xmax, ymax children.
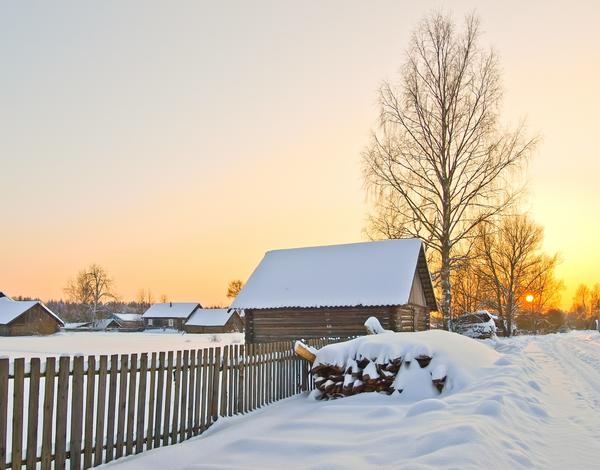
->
<box><xmin>313</xmin><ymin>330</ymin><xmax>499</xmax><ymax>401</ymax></box>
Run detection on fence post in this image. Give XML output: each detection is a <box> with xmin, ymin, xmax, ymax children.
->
<box><xmin>171</xmin><ymin>352</ymin><xmax>181</xmax><ymax>445</ymax></box>
<box><xmin>115</xmin><ymin>354</ymin><xmax>128</xmax><ymax>459</ymax></box>
<box><xmin>136</xmin><ymin>353</ymin><xmax>148</xmax><ymax>453</ymax></box>
<box><xmin>105</xmin><ymin>355</ymin><xmax>119</xmax><ymax>463</ymax></box>
<box><xmin>25</xmin><ymin>358</ymin><xmax>41</xmax><ymax>470</ymax></box>
<box><xmin>11</xmin><ymin>358</ymin><xmax>24</xmax><ymax>470</ymax></box>
<box><xmin>55</xmin><ymin>356</ymin><xmax>70</xmax><ymax>470</ymax></box>
<box><xmin>40</xmin><ymin>357</ymin><xmax>56</xmax><ymax>470</ymax></box>
<box><xmin>84</xmin><ymin>355</ymin><xmax>96</xmax><ymax>468</ymax></box>
<box><xmin>153</xmin><ymin>352</ymin><xmax>165</xmax><ymax>449</ymax></box>
<box><xmin>146</xmin><ymin>352</ymin><xmax>157</xmax><ymax>451</ymax></box>
<box><xmin>210</xmin><ymin>348</ymin><xmax>221</xmax><ymax>424</ymax></box>
<box><xmin>219</xmin><ymin>347</ymin><xmax>229</xmax><ymax>418</ymax></box>
<box><xmin>94</xmin><ymin>356</ymin><xmax>108</xmax><ymax>466</ymax></box>
<box><xmin>70</xmin><ymin>356</ymin><xmax>84</xmax><ymax>470</ymax></box>
<box><xmin>0</xmin><ymin>358</ymin><xmax>9</xmax><ymax>470</ymax></box>
<box><xmin>125</xmin><ymin>354</ymin><xmax>137</xmax><ymax>455</ymax></box>
<box><xmin>179</xmin><ymin>351</ymin><xmax>188</xmax><ymax>443</ymax></box>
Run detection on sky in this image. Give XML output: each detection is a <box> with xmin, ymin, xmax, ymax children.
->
<box><xmin>1</xmin><ymin>0</ymin><xmax>599</xmax><ymax>308</ymax></box>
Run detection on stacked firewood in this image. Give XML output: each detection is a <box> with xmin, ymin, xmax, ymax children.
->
<box><xmin>294</xmin><ymin>318</ymin><xmax>448</xmax><ymax>400</ymax></box>
<box><xmin>311</xmin><ymin>354</ymin><xmax>436</xmax><ymax>400</ymax></box>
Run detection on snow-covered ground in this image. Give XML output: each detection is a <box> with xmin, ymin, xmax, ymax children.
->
<box><xmin>0</xmin><ymin>331</ymin><xmax>244</xmax><ymax>362</ymax></box>
<box><xmin>103</xmin><ymin>331</ymin><xmax>600</xmax><ymax>469</ymax></box>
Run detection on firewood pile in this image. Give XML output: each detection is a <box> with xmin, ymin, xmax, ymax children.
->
<box><xmin>311</xmin><ymin>354</ymin><xmax>437</xmax><ymax>399</ymax></box>
<box><xmin>295</xmin><ymin>317</ymin><xmax>448</xmax><ymax>400</ymax></box>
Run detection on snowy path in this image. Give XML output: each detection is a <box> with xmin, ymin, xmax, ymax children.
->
<box><xmin>103</xmin><ymin>332</ymin><xmax>600</xmax><ymax>470</ymax></box>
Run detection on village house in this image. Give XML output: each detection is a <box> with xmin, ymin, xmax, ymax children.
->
<box><xmin>0</xmin><ymin>292</ymin><xmax>64</xmax><ymax>336</ymax></box>
<box><xmin>183</xmin><ymin>308</ymin><xmax>244</xmax><ymax>334</ymax></box>
<box><xmin>231</xmin><ymin>239</ymin><xmax>437</xmax><ymax>343</ymax></box>
<box><xmin>142</xmin><ymin>302</ymin><xmax>201</xmax><ymax>330</ymax></box>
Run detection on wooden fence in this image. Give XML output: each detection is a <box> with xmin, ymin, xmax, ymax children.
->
<box><xmin>0</xmin><ymin>338</ymin><xmax>341</xmax><ymax>470</ymax></box>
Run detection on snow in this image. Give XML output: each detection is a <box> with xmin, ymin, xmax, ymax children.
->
<box><xmin>104</xmin><ymin>331</ymin><xmax>600</xmax><ymax>469</ymax></box>
<box><xmin>0</xmin><ymin>331</ymin><xmax>244</xmax><ymax>362</ymax></box>
<box><xmin>232</xmin><ymin>239</ymin><xmax>427</xmax><ymax>309</ymax></box>
<box><xmin>0</xmin><ymin>296</ymin><xmax>64</xmax><ymax>325</ymax></box>
<box><xmin>142</xmin><ymin>302</ymin><xmax>200</xmax><ymax>319</ymax></box>
<box><xmin>364</xmin><ymin>316</ymin><xmax>389</xmax><ymax>335</ymax></box>
<box><xmin>185</xmin><ymin>308</ymin><xmax>234</xmax><ymax>326</ymax></box>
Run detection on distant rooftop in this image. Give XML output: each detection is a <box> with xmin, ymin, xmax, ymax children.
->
<box><xmin>143</xmin><ymin>302</ymin><xmax>201</xmax><ymax>319</ymax></box>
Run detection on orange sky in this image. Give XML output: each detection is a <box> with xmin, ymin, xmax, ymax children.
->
<box><xmin>1</xmin><ymin>1</ymin><xmax>599</xmax><ymax>309</ymax></box>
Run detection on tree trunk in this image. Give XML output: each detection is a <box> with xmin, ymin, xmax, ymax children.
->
<box><xmin>441</xmin><ymin>242</ymin><xmax>452</xmax><ymax>330</ymax></box>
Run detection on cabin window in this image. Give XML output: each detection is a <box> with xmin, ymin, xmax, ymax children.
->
<box><xmin>148</xmin><ymin>319</ymin><xmax>153</xmax><ymax>326</ymax></box>
<box><xmin>168</xmin><ymin>318</ymin><xmax>174</xmax><ymax>327</ymax></box>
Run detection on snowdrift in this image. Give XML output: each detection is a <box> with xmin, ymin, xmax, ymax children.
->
<box><xmin>312</xmin><ymin>329</ymin><xmax>499</xmax><ymax>401</ymax></box>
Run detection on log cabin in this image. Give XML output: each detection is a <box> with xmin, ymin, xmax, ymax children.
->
<box><xmin>232</xmin><ymin>239</ymin><xmax>437</xmax><ymax>343</ymax></box>
<box><xmin>142</xmin><ymin>302</ymin><xmax>201</xmax><ymax>330</ymax></box>
<box><xmin>183</xmin><ymin>308</ymin><xmax>244</xmax><ymax>334</ymax></box>
<box><xmin>0</xmin><ymin>293</ymin><xmax>64</xmax><ymax>336</ymax></box>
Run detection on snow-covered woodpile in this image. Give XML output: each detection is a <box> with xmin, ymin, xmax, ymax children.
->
<box><xmin>296</xmin><ymin>317</ymin><xmax>499</xmax><ymax>401</ymax></box>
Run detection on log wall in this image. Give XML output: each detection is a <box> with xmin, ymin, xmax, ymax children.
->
<box><xmin>1</xmin><ymin>305</ymin><xmax>62</xmax><ymax>336</ymax></box>
<box><xmin>245</xmin><ymin>305</ymin><xmax>431</xmax><ymax>343</ymax></box>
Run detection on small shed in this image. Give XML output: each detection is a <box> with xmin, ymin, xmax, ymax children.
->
<box><xmin>184</xmin><ymin>308</ymin><xmax>244</xmax><ymax>334</ymax></box>
<box><xmin>111</xmin><ymin>313</ymin><xmax>144</xmax><ymax>331</ymax></box>
<box><xmin>0</xmin><ymin>294</ymin><xmax>64</xmax><ymax>336</ymax></box>
<box><xmin>232</xmin><ymin>238</ymin><xmax>437</xmax><ymax>343</ymax></box>
<box><xmin>142</xmin><ymin>302</ymin><xmax>201</xmax><ymax>330</ymax></box>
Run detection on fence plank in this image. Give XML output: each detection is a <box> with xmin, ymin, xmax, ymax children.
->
<box><xmin>219</xmin><ymin>347</ymin><xmax>229</xmax><ymax>418</ymax></box>
<box><xmin>237</xmin><ymin>345</ymin><xmax>244</xmax><ymax>415</ymax></box>
<box><xmin>11</xmin><ymin>358</ymin><xmax>24</xmax><ymax>470</ymax></box>
<box><xmin>105</xmin><ymin>355</ymin><xmax>119</xmax><ymax>463</ymax></box>
<box><xmin>125</xmin><ymin>354</ymin><xmax>137</xmax><ymax>456</ymax></box>
<box><xmin>146</xmin><ymin>353</ymin><xmax>157</xmax><ymax>451</ymax></box>
<box><xmin>94</xmin><ymin>356</ymin><xmax>108</xmax><ymax>467</ymax></box>
<box><xmin>243</xmin><ymin>345</ymin><xmax>249</xmax><ymax>414</ymax></box>
<box><xmin>40</xmin><ymin>357</ymin><xmax>56</xmax><ymax>470</ymax></box>
<box><xmin>179</xmin><ymin>351</ymin><xmax>188</xmax><ymax>443</ymax></box>
<box><xmin>192</xmin><ymin>350</ymin><xmax>201</xmax><ymax>435</ymax></box>
<box><xmin>84</xmin><ymin>356</ymin><xmax>96</xmax><ymax>469</ymax></box>
<box><xmin>25</xmin><ymin>358</ymin><xmax>41</xmax><ymax>470</ymax></box>
<box><xmin>231</xmin><ymin>345</ymin><xmax>238</xmax><ymax>415</ymax></box>
<box><xmin>200</xmin><ymin>349</ymin><xmax>209</xmax><ymax>433</ymax></box>
<box><xmin>0</xmin><ymin>358</ymin><xmax>8</xmax><ymax>470</ymax></box>
<box><xmin>186</xmin><ymin>351</ymin><xmax>195</xmax><ymax>439</ymax></box>
<box><xmin>115</xmin><ymin>355</ymin><xmax>128</xmax><ymax>459</ymax></box>
<box><xmin>162</xmin><ymin>352</ymin><xmax>173</xmax><ymax>447</ymax></box>
<box><xmin>69</xmin><ymin>356</ymin><xmax>84</xmax><ymax>470</ymax></box>
<box><xmin>153</xmin><ymin>352</ymin><xmax>165</xmax><ymax>449</ymax></box>
<box><xmin>171</xmin><ymin>352</ymin><xmax>181</xmax><ymax>445</ymax></box>
<box><xmin>55</xmin><ymin>356</ymin><xmax>70</xmax><ymax>470</ymax></box>
<box><xmin>210</xmin><ymin>348</ymin><xmax>220</xmax><ymax>425</ymax></box>
<box><xmin>228</xmin><ymin>346</ymin><xmax>235</xmax><ymax>415</ymax></box>
<box><xmin>136</xmin><ymin>353</ymin><xmax>147</xmax><ymax>454</ymax></box>
<box><xmin>265</xmin><ymin>343</ymin><xmax>272</xmax><ymax>404</ymax></box>
<box><xmin>247</xmin><ymin>344</ymin><xmax>254</xmax><ymax>412</ymax></box>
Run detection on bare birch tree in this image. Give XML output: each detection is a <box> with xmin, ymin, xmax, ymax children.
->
<box><xmin>363</xmin><ymin>12</ymin><xmax>536</xmax><ymax>328</ymax></box>
<box><xmin>473</xmin><ymin>215</ymin><xmax>558</xmax><ymax>335</ymax></box>
<box><xmin>65</xmin><ymin>264</ymin><xmax>116</xmax><ymax>323</ymax></box>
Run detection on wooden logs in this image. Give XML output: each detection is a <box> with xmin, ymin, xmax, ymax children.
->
<box><xmin>313</xmin><ymin>354</ymin><xmax>446</xmax><ymax>399</ymax></box>
<box><xmin>294</xmin><ymin>341</ymin><xmax>317</xmax><ymax>363</ymax></box>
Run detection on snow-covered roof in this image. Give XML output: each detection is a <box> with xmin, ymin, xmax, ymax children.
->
<box><xmin>0</xmin><ymin>296</ymin><xmax>64</xmax><ymax>326</ymax></box>
<box><xmin>112</xmin><ymin>313</ymin><xmax>143</xmax><ymax>323</ymax></box>
<box><xmin>185</xmin><ymin>309</ymin><xmax>236</xmax><ymax>327</ymax></box>
<box><xmin>143</xmin><ymin>302</ymin><xmax>201</xmax><ymax>319</ymax></box>
<box><xmin>232</xmin><ymin>239</ymin><xmax>437</xmax><ymax>310</ymax></box>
